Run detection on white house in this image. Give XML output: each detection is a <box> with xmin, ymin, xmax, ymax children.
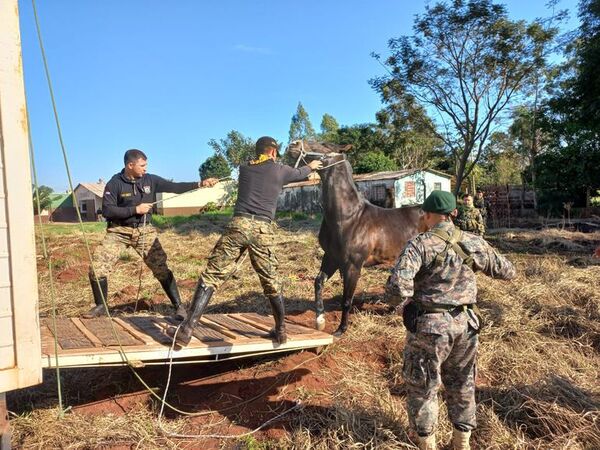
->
<box><xmin>155</xmin><ymin>180</ymin><xmax>236</xmax><ymax>216</ymax></box>
<box><xmin>74</xmin><ymin>180</ymin><xmax>106</xmax><ymax>221</ymax></box>
<box><xmin>277</xmin><ymin>168</ymin><xmax>452</xmax><ymax>213</ymax></box>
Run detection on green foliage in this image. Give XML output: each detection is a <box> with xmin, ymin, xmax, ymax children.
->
<box><xmin>371</xmin><ymin>0</ymin><xmax>561</xmax><ymax>195</ymax></box>
<box><xmin>208</xmin><ymin>130</ymin><xmax>255</xmax><ymax>169</ymax></box>
<box><xmin>202</xmin><ymin>202</ymin><xmax>219</xmax><ymax>212</ymax></box>
<box><xmin>590</xmin><ymin>190</ymin><xmax>600</xmax><ymax>207</ymax></box>
<box><xmin>32</xmin><ymin>185</ymin><xmax>54</xmax><ymax>214</ymax></box>
<box><xmin>289</xmin><ymin>102</ymin><xmax>316</xmax><ymax>142</ymax></box>
<box><xmin>354</xmin><ymin>151</ymin><xmax>397</xmax><ymax>174</ymax></box>
<box><xmin>199</xmin><ymin>154</ymin><xmax>231</xmax><ymax>180</ymax></box>
<box><xmin>319</xmin><ymin>113</ymin><xmax>339</xmax><ymax>141</ymax></box>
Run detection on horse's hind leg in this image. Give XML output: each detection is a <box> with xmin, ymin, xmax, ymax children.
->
<box><xmin>335</xmin><ymin>264</ymin><xmax>361</xmax><ymax>337</ymax></box>
<box><xmin>314</xmin><ymin>253</ymin><xmax>338</xmax><ymax>331</ymax></box>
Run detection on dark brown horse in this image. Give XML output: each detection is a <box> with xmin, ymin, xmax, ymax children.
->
<box><xmin>287</xmin><ymin>141</ymin><xmax>424</xmax><ymax>336</ymax></box>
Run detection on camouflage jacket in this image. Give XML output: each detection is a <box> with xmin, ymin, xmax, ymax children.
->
<box><xmin>456</xmin><ymin>206</ymin><xmax>485</xmax><ymax>235</ymax></box>
<box><xmin>385</xmin><ymin>221</ymin><xmax>515</xmax><ymax>307</ymax></box>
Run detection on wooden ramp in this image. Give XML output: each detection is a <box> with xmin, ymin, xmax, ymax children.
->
<box><xmin>40</xmin><ymin>314</ymin><xmax>333</xmax><ymax>369</ymax></box>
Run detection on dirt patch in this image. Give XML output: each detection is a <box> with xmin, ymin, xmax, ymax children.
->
<box><xmin>56</xmin><ymin>265</ymin><xmax>87</xmax><ymax>282</ymax></box>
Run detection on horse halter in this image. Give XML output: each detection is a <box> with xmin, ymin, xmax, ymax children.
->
<box><xmin>292</xmin><ymin>140</ymin><xmax>347</xmax><ymax>171</ymax></box>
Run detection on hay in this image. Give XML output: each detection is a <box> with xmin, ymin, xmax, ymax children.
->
<box><xmin>13</xmin><ymin>221</ymin><xmax>600</xmax><ymax>448</ymax></box>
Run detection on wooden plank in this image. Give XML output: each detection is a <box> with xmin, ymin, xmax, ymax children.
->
<box><xmin>43</xmin><ymin>318</ymin><xmax>93</xmax><ymax>350</ymax></box>
<box><xmin>71</xmin><ymin>318</ymin><xmax>104</xmax><ymax>348</ymax></box>
<box><xmin>230</xmin><ymin>313</ymin><xmax>273</xmax><ymax>333</ymax></box>
<box><xmin>199</xmin><ymin>317</ymin><xmax>239</xmax><ymax>339</ymax></box>
<box><xmin>115</xmin><ymin>317</ymin><xmax>160</xmax><ymax>345</ymax></box>
<box><xmin>127</xmin><ymin>316</ymin><xmax>174</xmax><ymax>345</ymax></box>
<box><xmin>80</xmin><ymin>318</ymin><xmax>142</xmax><ymax>347</ymax></box>
<box><xmin>161</xmin><ymin>316</ymin><xmax>229</xmax><ymax>343</ymax></box>
<box><xmin>242</xmin><ymin>313</ymin><xmax>311</xmax><ymax>335</ymax></box>
<box><xmin>39</xmin><ymin>324</ymin><xmax>57</xmax><ymax>356</ymax></box>
<box><xmin>208</xmin><ymin>314</ymin><xmax>267</xmax><ymax>338</ymax></box>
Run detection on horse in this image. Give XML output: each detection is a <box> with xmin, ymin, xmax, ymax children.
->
<box><xmin>286</xmin><ymin>141</ymin><xmax>425</xmax><ymax>336</ymax></box>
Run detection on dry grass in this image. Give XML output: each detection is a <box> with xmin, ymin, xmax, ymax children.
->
<box><xmin>11</xmin><ymin>219</ymin><xmax>600</xmax><ymax>449</ymax></box>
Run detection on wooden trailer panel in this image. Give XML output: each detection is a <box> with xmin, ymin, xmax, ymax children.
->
<box><xmin>41</xmin><ymin>314</ymin><xmax>333</xmax><ymax>368</ymax></box>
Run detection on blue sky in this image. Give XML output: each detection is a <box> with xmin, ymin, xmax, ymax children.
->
<box><xmin>18</xmin><ymin>0</ymin><xmax>580</xmax><ymax>191</ymax></box>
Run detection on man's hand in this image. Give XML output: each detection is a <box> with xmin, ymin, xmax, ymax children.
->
<box><xmin>135</xmin><ymin>203</ymin><xmax>152</xmax><ymax>215</ymax></box>
<box><xmin>199</xmin><ymin>178</ymin><xmax>219</xmax><ymax>188</ymax></box>
<box><xmin>308</xmin><ymin>160</ymin><xmax>323</xmax><ymax>171</ymax></box>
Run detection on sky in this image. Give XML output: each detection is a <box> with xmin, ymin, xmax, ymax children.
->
<box><xmin>17</xmin><ymin>0</ymin><xmax>581</xmax><ymax>192</ymax></box>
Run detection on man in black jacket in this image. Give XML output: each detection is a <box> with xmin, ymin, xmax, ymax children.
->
<box><xmin>167</xmin><ymin>136</ymin><xmax>322</xmax><ymax>346</ymax></box>
<box><xmin>84</xmin><ymin>149</ymin><xmax>217</xmax><ymax>319</ymax></box>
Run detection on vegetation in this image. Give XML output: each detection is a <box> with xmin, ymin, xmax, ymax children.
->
<box><xmin>32</xmin><ymin>185</ymin><xmax>54</xmax><ymax>214</ymax></box>
<box><xmin>198</xmin><ymin>154</ymin><xmax>231</xmax><ymax>180</ymax></box>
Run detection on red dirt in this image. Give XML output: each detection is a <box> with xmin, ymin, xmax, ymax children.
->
<box><xmin>56</xmin><ymin>265</ymin><xmax>86</xmax><ymax>282</ymax></box>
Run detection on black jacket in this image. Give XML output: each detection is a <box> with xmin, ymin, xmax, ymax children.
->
<box><xmin>235</xmin><ymin>160</ymin><xmax>312</xmax><ymax>220</ymax></box>
<box><xmin>102</xmin><ymin>170</ymin><xmax>197</xmax><ymax>226</ymax></box>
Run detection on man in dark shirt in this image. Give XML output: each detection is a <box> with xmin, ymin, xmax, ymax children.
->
<box><xmin>85</xmin><ymin>149</ymin><xmax>218</xmax><ymax>319</ymax></box>
<box><xmin>167</xmin><ymin>136</ymin><xmax>322</xmax><ymax>346</ymax></box>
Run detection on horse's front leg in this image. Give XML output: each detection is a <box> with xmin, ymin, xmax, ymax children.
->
<box><xmin>314</xmin><ymin>253</ymin><xmax>338</xmax><ymax>331</ymax></box>
<box><xmin>335</xmin><ymin>264</ymin><xmax>362</xmax><ymax>337</ymax></box>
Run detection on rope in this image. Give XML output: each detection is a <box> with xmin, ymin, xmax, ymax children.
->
<box><xmin>27</xmin><ymin>112</ymin><xmax>65</xmax><ymax>418</ymax></box>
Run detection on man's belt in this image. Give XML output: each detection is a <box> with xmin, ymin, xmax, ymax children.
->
<box><xmin>233</xmin><ymin>212</ymin><xmax>272</xmax><ymax>223</ymax></box>
<box><xmin>419</xmin><ymin>303</ymin><xmax>475</xmax><ymax>315</ymax></box>
<box><xmin>108</xmin><ymin>221</ymin><xmax>144</xmax><ymax>229</ymax></box>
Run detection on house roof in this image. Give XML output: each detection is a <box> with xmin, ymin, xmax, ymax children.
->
<box><xmin>49</xmin><ymin>192</ymin><xmax>73</xmax><ymax>208</ymax></box>
<box><xmin>283</xmin><ymin>168</ymin><xmax>452</xmax><ymax>188</ymax></box>
<box><xmin>75</xmin><ymin>182</ymin><xmax>106</xmax><ymax>198</ymax></box>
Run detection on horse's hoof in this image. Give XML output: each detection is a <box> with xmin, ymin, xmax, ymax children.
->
<box><xmin>333</xmin><ymin>328</ymin><xmax>346</xmax><ymax>338</ymax></box>
<box><xmin>315</xmin><ymin>314</ymin><xmax>326</xmax><ymax>331</ymax></box>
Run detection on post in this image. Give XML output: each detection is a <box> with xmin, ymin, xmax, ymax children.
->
<box><xmin>0</xmin><ymin>393</ymin><xmax>9</xmax><ymax>450</ymax></box>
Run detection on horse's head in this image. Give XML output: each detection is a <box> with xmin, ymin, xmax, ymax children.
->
<box><xmin>285</xmin><ymin>140</ymin><xmax>352</xmax><ymax>170</ymax></box>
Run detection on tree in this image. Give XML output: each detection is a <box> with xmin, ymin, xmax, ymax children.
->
<box><xmin>32</xmin><ymin>185</ymin><xmax>53</xmax><ymax>214</ymax></box>
<box><xmin>199</xmin><ymin>154</ymin><xmax>231</xmax><ymax>180</ymax></box>
<box><xmin>371</xmin><ymin>0</ymin><xmax>561</xmax><ymax>195</ymax></box>
<box><xmin>375</xmin><ymin>95</ymin><xmax>443</xmax><ymax>169</ymax></box>
<box><xmin>289</xmin><ymin>102</ymin><xmax>316</xmax><ymax>142</ymax></box>
<box><xmin>354</xmin><ymin>151</ymin><xmax>397</xmax><ymax>174</ymax></box>
<box><xmin>320</xmin><ymin>113</ymin><xmax>339</xmax><ymax>141</ymax></box>
<box><xmin>208</xmin><ymin>130</ymin><xmax>255</xmax><ymax>170</ymax></box>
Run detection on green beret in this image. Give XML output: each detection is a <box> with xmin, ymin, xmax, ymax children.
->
<box><xmin>422</xmin><ymin>191</ymin><xmax>456</xmax><ymax>214</ymax></box>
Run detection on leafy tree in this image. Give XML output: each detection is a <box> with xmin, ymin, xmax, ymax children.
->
<box><xmin>371</xmin><ymin>0</ymin><xmax>561</xmax><ymax>195</ymax></box>
<box><xmin>320</xmin><ymin>113</ymin><xmax>339</xmax><ymax>141</ymax></box>
<box><xmin>199</xmin><ymin>154</ymin><xmax>231</xmax><ymax>180</ymax></box>
<box><xmin>32</xmin><ymin>185</ymin><xmax>53</xmax><ymax>214</ymax></box>
<box><xmin>289</xmin><ymin>102</ymin><xmax>316</xmax><ymax>142</ymax></box>
<box><xmin>375</xmin><ymin>95</ymin><xmax>443</xmax><ymax>169</ymax></box>
<box><xmin>354</xmin><ymin>151</ymin><xmax>397</xmax><ymax>174</ymax></box>
<box><xmin>208</xmin><ymin>130</ymin><xmax>255</xmax><ymax>170</ymax></box>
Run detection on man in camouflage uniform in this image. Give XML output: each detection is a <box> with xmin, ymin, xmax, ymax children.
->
<box><xmin>167</xmin><ymin>136</ymin><xmax>322</xmax><ymax>347</ymax></box>
<box><xmin>474</xmin><ymin>190</ymin><xmax>487</xmax><ymax>226</ymax></box>
<box><xmin>456</xmin><ymin>194</ymin><xmax>485</xmax><ymax>235</ymax></box>
<box><xmin>385</xmin><ymin>191</ymin><xmax>515</xmax><ymax>450</ymax></box>
<box><xmin>85</xmin><ymin>149</ymin><xmax>218</xmax><ymax>319</ymax></box>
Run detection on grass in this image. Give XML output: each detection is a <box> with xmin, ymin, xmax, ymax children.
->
<box><xmin>11</xmin><ymin>217</ymin><xmax>600</xmax><ymax>449</ymax></box>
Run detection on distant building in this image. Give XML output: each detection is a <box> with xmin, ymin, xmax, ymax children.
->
<box><xmin>74</xmin><ymin>180</ymin><xmax>105</xmax><ymax>221</ymax></box>
<box><xmin>277</xmin><ymin>168</ymin><xmax>452</xmax><ymax>213</ymax></box>
<box><xmin>35</xmin><ymin>192</ymin><xmax>76</xmax><ymax>223</ymax></box>
<box><xmin>155</xmin><ymin>181</ymin><xmax>236</xmax><ymax>216</ymax></box>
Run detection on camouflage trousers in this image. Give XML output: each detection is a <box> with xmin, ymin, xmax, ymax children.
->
<box><xmin>89</xmin><ymin>225</ymin><xmax>171</xmax><ymax>282</ymax></box>
<box><xmin>403</xmin><ymin>309</ymin><xmax>479</xmax><ymax>436</ymax></box>
<box><xmin>201</xmin><ymin>216</ymin><xmax>280</xmax><ymax>298</ymax></box>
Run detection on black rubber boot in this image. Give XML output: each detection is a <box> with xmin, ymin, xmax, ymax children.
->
<box><xmin>83</xmin><ymin>274</ymin><xmax>108</xmax><ymax>318</ymax></box>
<box><xmin>166</xmin><ymin>282</ymin><xmax>214</xmax><ymax>347</ymax></box>
<box><xmin>159</xmin><ymin>270</ymin><xmax>186</xmax><ymax>321</ymax></box>
<box><xmin>267</xmin><ymin>295</ymin><xmax>287</xmax><ymax>344</ymax></box>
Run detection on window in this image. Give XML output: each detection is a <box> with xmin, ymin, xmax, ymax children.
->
<box><xmin>434</xmin><ymin>182</ymin><xmax>442</xmax><ymax>191</ymax></box>
<box><xmin>404</xmin><ymin>181</ymin><xmax>415</xmax><ymax>198</ymax></box>
<box><xmin>371</xmin><ymin>184</ymin><xmax>386</xmax><ymax>202</ymax></box>
<box><xmin>80</xmin><ymin>201</ymin><xmax>87</xmax><ymax>214</ymax></box>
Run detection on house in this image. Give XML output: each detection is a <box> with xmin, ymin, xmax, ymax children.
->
<box><xmin>277</xmin><ymin>168</ymin><xmax>452</xmax><ymax>213</ymax></box>
<box><xmin>155</xmin><ymin>180</ymin><xmax>236</xmax><ymax>216</ymax></box>
<box><xmin>47</xmin><ymin>192</ymin><xmax>76</xmax><ymax>222</ymax></box>
<box><xmin>74</xmin><ymin>180</ymin><xmax>105</xmax><ymax>221</ymax></box>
